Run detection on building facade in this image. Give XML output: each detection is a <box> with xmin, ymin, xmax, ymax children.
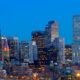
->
<box><xmin>29</xmin><ymin>41</ymin><xmax>38</xmax><ymax>64</ymax></box>
<box><xmin>58</xmin><ymin>38</ymin><xmax>65</xmax><ymax>65</ymax></box>
<box><xmin>72</xmin><ymin>15</ymin><xmax>80</xmax><ymax>64</ymax></box>
<box><xmin>19</xmin><ymin>41</ymin><xmax>29</xmax><ymax>63</ymax></box>
<box><xmin>2</xmin><ymin>37</ymin><xmax>9</xmax><ymax>63</ymax></box>
<box><xmin>32</xmin><ymin>31</ymin><xmax>47</xmax><ymax>65</ymax></box>
<box><xmin>0</xmin><ymin>31</ymin><xmax>3</xmax><ymax>69</ymax></box>
<box><xmin>7</xmin><ymin>37</ymin><xmax>19</xmax><ymax>65</ymax></box>
<box><xmin>65</xmin><ymin>45</ymin><xmax>72</xmax><ymax>61</ymax></box>
<box><xmin>52</xmin><ymin>38</ymin><xmax>65</xmax><ymax>66</ymax></box>
<box><xmin>45</xmin><ymin>21</ymin><xmax>59</xmax><ymax>47</ymax></box>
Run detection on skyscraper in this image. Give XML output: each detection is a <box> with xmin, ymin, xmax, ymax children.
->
<box><xmin>72</xmin><ymin>15</ymin><xmax>80</xmax><ymax>64</ymax></box>
<box><xmin>52</xmin><ymin>38</ymin><xmax>65</xmax><ymax>65</ymax></box>
<box><xmin>19</xmin><ymin>41</ymin><xmax>29</xmax><ymax>63</ymax></box>
<box><xmin>29</xmin><ymin>41</ymin><xmax>38</xmax><ymax>64</ymax></box>
<box><xmin>1</xmin><ymin>37</ymin><xmax>10</xmax><ymax>72</ymax></box>
<box><xmin>47</xmin><ymin>44</ymin><xmax>58</xmax><ymax>64</ymax></box>
<box><xmin>2</xmin><ymin>37</ymin><xmax>9</xmax><ymax>63</ymax></box>
<box><xmin>7</xmin><ymin>37</ymin><xmax>19</xmax><ymax>65</ymax></box>
<box><xmin>45</xmin><ymin>21</ymin><xmax>59</xmax><ymax>47</ymax></box>
<box><xmin>58</xmin><ymin>38</ymin><xmax>65</xmax><ymax>65</ymax></box>
<box><xmin>32</xmin><ymin>31</ymin><xmax>47</xmax><ymax>65</ymax></box>
<box><xmin>65</xmin><ymin>45</ymin><xmax>72</xmax><ymax>61</ymax></box>
<box><xmin>0</xmin><ymin>30</ymin><xmax>3</xmax><ymax>69</ymax></box>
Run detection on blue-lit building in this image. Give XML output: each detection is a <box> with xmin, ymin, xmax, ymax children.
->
<box><xmin>19</xmin><ymin>41</ymin><xmax>29</xmax><ymax>63</ymax></box>
<box><xmin>58</xmin><ymin>38</ymin><xmax>65</xmax><ymax>65</ymax></box>
<box><xmin>72</xmin><ymin>15</ymin><xmax>80</xmax><ymax>64</ymax></box>
<box><xmin>29</xmin><ymin>41</ymin><xmax>38</xmax><ymax>64</ymax></box>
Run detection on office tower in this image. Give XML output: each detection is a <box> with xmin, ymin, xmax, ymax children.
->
<box><xmin>19</xmin><ymin>41</ymin><xmax>29</xmax><ymax>63</ymax></box>
<box><xmin>1</xmin><ymin>37</ymin><xmax>10</xmax><ymax>73</ymax></box>
<box><xmin>29</xmin><ymin>41</ymin><xmax>38</xmax><ymax>64</ymax></box>
<box><xmin>51</xmin><ymin>37</ymin><xmax>65</xmax><ymax>64</ymax></box>
<box><xmin>32</xmin><ymin>31</ymin><xmax>47</xmax><ymax>65</ymax></box>
<box><xmin>45</xmin><ymin>20</ymin><xmax>59</xmax><ymax>47</ymax></box>
<box><xmin>65</xmin><ymin>45</ymin><xmax>72</xmax><ymax>61</ymax></box>
<box><xmin>47</xmin><ymin>44</ymin><xmax>58</xmax><ymax>64</ymax></box>
<box><xmin>2</xmin><ymin>37</ymin><xmax>9</xmax><ymax>63</ymax></box>
<box><xmin>58</xmin><ymin>38</ymin><xmax>65</xmax><ymax>65</ymax></box>
<box><xmin>0</xmin><ymin>30</ymin><xmax>3</xmax><ymax>69</ymax></box>
<box><xmin>7</xmin><ymin>37</ymin><xmax>19</xmax><ymax>65</ymax></box>
<box><xmin>72</xmin><ymin>15</ymin><xmax>80</xmax><ymax>64</ymax></box>
<box><xmin>32</xmin><ymin>41</ymin><xmax>38</xmax><ymax>61</ymax></box>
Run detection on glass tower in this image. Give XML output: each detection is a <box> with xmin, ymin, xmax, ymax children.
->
<box><xmin>45</xmin><ymin>21</ymin><xmax>59</xmax><ymax>47</ymax></box>
<box><xmin>73</xmin><ymin>15</ymin><xmax>80</xmax><ymax>64</ymax></box>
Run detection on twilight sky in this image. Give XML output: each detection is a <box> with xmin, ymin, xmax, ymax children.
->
<box><xmin>0</xmin><ymin>0</ymin><xmax>80</xmax><ymax>44</ymax></box>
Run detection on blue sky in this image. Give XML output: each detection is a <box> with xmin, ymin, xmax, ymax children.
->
<box><xmin>0</xmin><ymin>0</ymin><xmax>80</xmax><ymax>44</ymax></box>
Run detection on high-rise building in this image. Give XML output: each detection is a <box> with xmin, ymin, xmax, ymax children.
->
<box><xmin>29</xmin><ymin>41</ymin><xmax>38</xmax><ymax>64</ymax></box>
<box><xmin>19</xmin><ymin>41</ymin><xmax>29</xmax><ymax>63</ymax></box>
<box><xmin>32</xmin><ymin>31</ymin><xmax>45</xmax><ymax>48</ymax></box>
<box><xmin>2</xmin><ymin>37</ymin><xmax>9</xmax><ymax>63</ymax></box>
<box><xmin>0</xmin><ymin>30</ymin><xmax>3</xmax><ymax>69</ymax></box>
<box><xmin>7</xmin><ymin>37</ymin><xmax>19</xmax><ymax>65</ymax></box>
<box><xmin>52</xmin><ymin>38</ymin><xmax>65</xmax><ymax>65</ymax></box>
<box><xmin>45</xmin><ymin>21</ymin><xmax>59</xmax><ymax>47</ymax></box>
<box><xmin>65</xmin><ymin>45</ymin><xmax>72</xmax><ymax>61</ymax></box>
<box><xmin>1</xmin><ymin>37</ymin><xmax>10</xmax><ymax>72</ymax></box>
<box><xmin>72</xmin><ymin>15</ymin><xmax>80</xmax><ymax>64</ymax></box>
<box><xmin>47</xmin><ymin>45</ymin><xmax>58</xmax><ymax>64</ymax></box>
<box><xmin>32</xmin><ymin>31</ymin><xmax>47</xmax><ymax>65</ymax></box>
<box><xmin>58</xmin><ymin>38</ymin><xmax>65</xmax><ymax>64</ymax></box>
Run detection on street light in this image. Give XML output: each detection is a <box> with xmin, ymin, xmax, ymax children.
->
<box><xmin>22</xmin><ymin>76</ymin><xmax>25</xmax><ymax>79</ymax></box>
<box><xmin>32</xmin><ymin>73</ymin><xmax>39</xmax><ymax>80</ymax></box>
<box><xmin>33</xmin><ymin>73</ymin><xmax>38</xmax><ymax>77</ymax></box>
<box><xmin>76</xmin><ymin>73</ymin><xmax>80</xmax><ymax>77</ymax></box>
<box><xmin>10</xmin><ymin>75</ymin><xmax>13</xmax><ymax>78</ymax></box>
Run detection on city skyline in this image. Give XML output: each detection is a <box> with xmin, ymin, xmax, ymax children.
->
<box><xmin>0</xmin><ymin>1</ymin><xmax>80</xmax><ymax>79</ymax></box>
<box><xmin>0</xmin><ymin>0</ymin><xmax>80</xmax><ymax>44</ymax></box>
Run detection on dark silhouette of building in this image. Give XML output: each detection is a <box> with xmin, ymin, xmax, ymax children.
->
<box><xmin>32</xmin><ymin>31</ymin><xmax>48</xmax><ymax>65</ymax></box>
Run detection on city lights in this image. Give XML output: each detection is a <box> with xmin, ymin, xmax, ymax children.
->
<box><xmin>76</xmin><ymin>73</ymin><xmax>80</xmax><ymax>77</ymax></box>
<box><xmin>0</xmin><ymin>17</ymin><xmax>79</xmax><ymax>80</ymax></box>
